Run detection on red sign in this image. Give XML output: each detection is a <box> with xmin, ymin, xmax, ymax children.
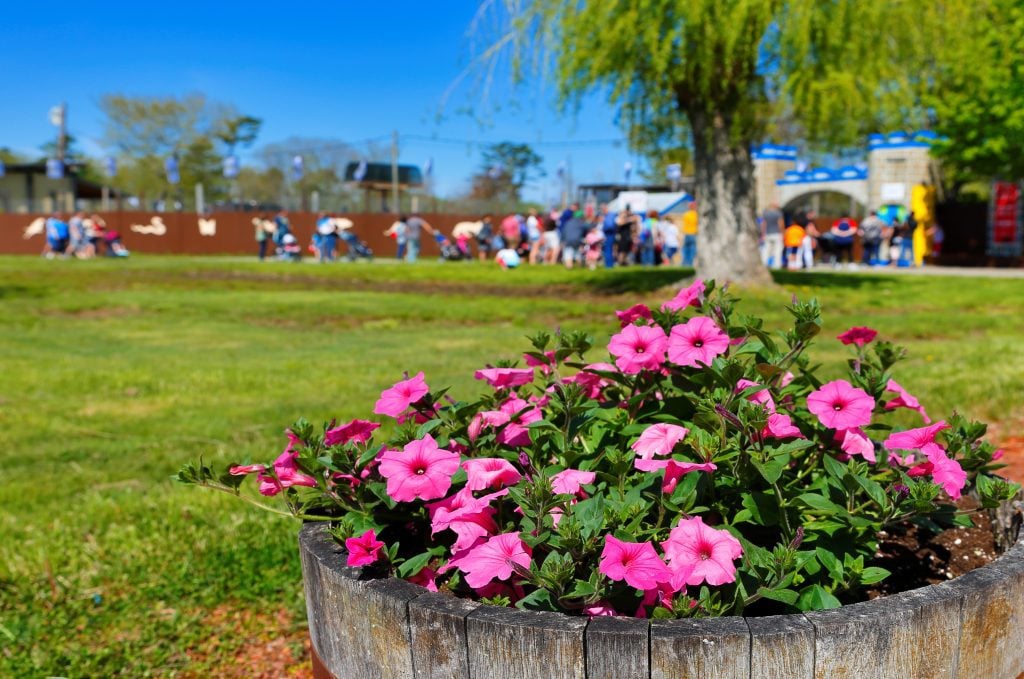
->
<box><xmin>989</xmin><ymin>182</ymin><xmax>1022</xmax><ymax>256</ymax></box>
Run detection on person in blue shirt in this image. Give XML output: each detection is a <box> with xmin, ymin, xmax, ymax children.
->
<box><xmin>44</xmin><ymin>213</ymin><xmax>70</xmax><ymax>258</ymax></box>
<box><xmin>558</xmin><ymin>203</ymin><xmax>578</xmax><ymax>236</ymax></box>
<box><xmin>600</xmin><ymin>204</ymin><xmax>618</xmax><ymax>268</ymax></box>
<box><xmin>273</xmin><ymin>210</ymin><xmax>292</xmax><ymax>256</ymax></box>
<box><xmin>315</xmin><ymin>213</ymin><xmax>337</xmax><ymax>263</ymax></box>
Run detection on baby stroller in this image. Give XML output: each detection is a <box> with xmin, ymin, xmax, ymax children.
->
<box><xmin>436</xmin><ymin>233</ymin><xmax>467</xmax><ymax>261</ymax></box>
<box><xmin>340</xmin><ymin>230</ymin><xmax>374</xmax><ymax>261</ymax></box>
<box><xmin>279</xmin><ymin>233</ymin><xmax>302</xmax><ymax>261</ymax></box>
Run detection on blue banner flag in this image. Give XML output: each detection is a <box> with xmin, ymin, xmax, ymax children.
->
<box><xmin>46</xmin><ymin>158</ymin><xmax>64</xmax><ymax>179</ymax></box>
<box><xmin>223</xmin><ymin>155</ymin><xmax>239</xmax><ymax>179</ymax></box>
<box><xmin>165</xmin><ymin>156</ymin><xmax>180</xmax><ymax>185</ymax></box>
<box><xmin>292</xmin><ymin>155</ymin><xmax>304</xmax><ymax>181</ymax></box>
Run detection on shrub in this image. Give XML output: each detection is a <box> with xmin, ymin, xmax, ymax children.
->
<box><xmin>177</xmin><ymin>281</ymin><xmax>1019</xmax><ymax>618</ymax></box>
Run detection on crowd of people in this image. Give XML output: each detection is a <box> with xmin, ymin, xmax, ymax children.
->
<box><xmin>380</xmin><ymin>202</ymin><xmax>700</xmax><ymax>270</ymax></box>
<box><xmin>41</xmin><ymin>212</ymin><xmax>129</xmax><ymax>259</ymax></box>
<box><xmin>759</xmin><ymin>203</ymin><xmax>943</xmax><ymax>270</ymax></box>
<box><xmin>238</xmin><ymin>201</ymin><xmax>941</xmax><ymax>271</ymax></box>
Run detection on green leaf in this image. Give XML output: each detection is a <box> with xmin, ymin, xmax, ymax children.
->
<box><xmin>415</xmin><ymin>418</ymin><xmax>443</xmax><ymax>439</ymax></box>
<box><xmin>515</xmin><ymin>589</ymin><xmax>558</xmax><ymax>611</ymax></box>
<box><xmin>859</xmin><ymin>567</ymin><xmax>891</xmax><ymax>585</ymax></box>
<box><xmin>822</xmin><ymin>455</ymin><xmax>848</xmax><ymax>480</ymax></box>
<box><xmin>397</xmin><ymin>551</ymin><xmax>434</xmax><ymax>578</ymax></box>
<box><xmin>758</xmin><ymin>587</ymin><xmax>799</xmax><ymax>605</ymax></box>
<box><xmin>566</xmin><ymin>580</ymin><xmax>598</xmax><ymax>599</ymax></box>
<box><xmin>798</xmin><ymin>493</ymin><xmax>846</xmax><ymax>514</ymax></box>
<box><xmin>752</xmin><ymin>453</ymin><xmax>790</xmax><ymax>484</ymax></box>
<box><xmin>853</xmin><ymin>475</ymin><xmax>888</xmax><ymax>508</ymax></box>
<box><xmin>739</xmin><ymin>492</ymin><xmax>780</xmax><ymax>526</ymax></box>
<box><xmin>797</xmin><ymin>585</ymin><xmax>842</xmax><ymax>611</ymax></box>
<box><xmin>815</xmin><ymin>547</ymin><xmax>844</xmax><ymax>580</ymax></box>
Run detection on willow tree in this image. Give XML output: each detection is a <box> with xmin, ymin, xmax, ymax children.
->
<box><xmin>472</xmin><ymin>0</ymin><xmax>966</xmax><ymax>283</ymax></box>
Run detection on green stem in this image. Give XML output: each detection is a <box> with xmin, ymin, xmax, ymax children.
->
<box><xmin>772</xmin><ymin>481</ymin><xmax>793</xmax><ymax>542</ymax></box>
<box><xmin>201</xmin><ymin>482</ymin><xmax>336</xmax><ymax>521</ymax></box>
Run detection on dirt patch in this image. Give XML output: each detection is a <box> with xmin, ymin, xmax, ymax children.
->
<box><xmin>182</xmin><ymin>605</ymin><xmax>311</xmax><ymax>679</ymax></box>
<box><xmin>988</xmin><ymin>415</ymin><xmax>1024</xmax><ymax>484</ymax></box>
<box><xmin>38</xmin><ymin>305</ymin><xmax>140</xmax><ymax>319</ymax></box>
<box><xmin>867</xmin><ymin>496</ymin><xmax>999</xmax><ymax>598</ymax></box>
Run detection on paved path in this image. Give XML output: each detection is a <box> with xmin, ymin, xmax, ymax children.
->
<box><xmin>797</xmin><ymin>264</ymin><xmax>1024</xmax><ymax>278</ymax></box>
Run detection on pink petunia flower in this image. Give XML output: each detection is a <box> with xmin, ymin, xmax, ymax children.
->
<box><xmin>564</xmin><ymin>362</ymin><xmax>617</xmax><ymax>399</ymax></box>
<box><xmin>608</xmin><ymin>324</ymin><xmax>668</xmax><ymax>374</ymax></box>
<box><xmin>883</xmin><ymin>421</ymin><xmax>950</xmax><ymax>457</ymax></box>
<box><xmin>523</xmin><ymin>351</ymin><xmax>557</xmax><ymax>376</ymax></box>
<box><xmin>631</xmin><ymin>423</ymin><xmax>690</xmax><ymax>460</ymax></box>
<box><xmin>661</xmin><ymin>279</ymin><xmax>706</xmax><ymax>313</ymax></box>
<box><xmin>908</xmin><ymin>447</ymin><xmax>967</xmax><ymax>499</ymax></box>
<box><xmin>374</xmin><ymin>372</ymin><xmax>430</xmax><ymax>418</ymax></box>
<box><xmin>615</xmin><ymin>303</ymin><xmax>654</xmax><ymax>327</ymax></box>
<box><xmin>257</xmin><ymin>450</ymin><xmax>318</xmax><ymax>496</ymax></box>
<box><xmin>837</xmin><ymin>326</ymin><xmax>878</xmax><ymax>347</ymax></box>
<box><xmin>448</xmin><ymin>532</ymin><xmax>532</xmax><ymax>588</ymax></box>
<box><xmin>474</xmin><ymin>367</ymin><xmax>535</xmax><ymax>390</ymax></box>
<box><xmin>762</xmin><ymin>413</ymin><xmax>804</xmax><ymax>440</ymax></box>
<box><xmin>407</xmin><ymin>566</ymin><xmax>439</xmax><ymax>592</ymax></box>
<box><xmin>550</xmin><ymin>469</ymin><xmax>596</xmax><ymax>496</ymax></box>
<box><xmin>806</xmin><ymin>380</ymin><xmax>875</xmax><ymax>430</ymax></box>
<box><xmin>469</xmin><ymin>397</ymin><xmax>542</xmax><ymax>447</ymax></box>
<box><xmin>463</xmin><ymin>457</ymin><xmax>523</xmax><ymax>490</ymax></box>
<box><xmin>634</xmin><ymin>458</ymin><xmax>717</xmax><ymax>494</ymax></box>
<box><xmin>735</xmin><ymin>378</ymin><xmax>775</xmax><ymax>412</ymax></box>
<box><xmin>345</xmin><ymin>529</ymin><xmax>386</xmax><ymax>567</ymax></box>
<box><xmin>837</xmin><ymin>428</ymin><xmax>877</xmax><ymax>463</ymax></box>
<box><xmin>662</xmin><ymin>516</ymin><xmax>743</xmax><ymax>588</ymax></box>
<box><xmin>883</xmin><ymin>379</ymin><xmax>932</xmax><ymax>423</ymax></box>
<box><xmin>378</xmin><ymin>434</ymin><xmax>461</xmax><ymax>502</ymax></box>
<box><xmin>598</xmin><ymin>535</ymin><xmax>673</xmax><ymax>590</ymax></box>
<box><xmin>584</xmin><ymin>602</ymin><xmax>620</xmax><ymax>617</ymax></box>
<box><xmin>667</xmin><ymin>316</ymin><xmax>730</xmax><ymax>368</ymax></box>
<box><xmin>428</xmin><ymin>488</ymin><xmax>506</xmax><ymax>551</ymax></box>
<box><xmin>324</xmin><ymin>419</ymin><xmax>381</xmax><ymax>447</ymax></box>
<box><xmin>780</xmin><ymin>371</ymin><xmax>795</xmax><ymax>388</ymax></box>
<box><xmin>229</xmin><ymin>463</ymin><xmax>266</xmax><ymax>476</ymax></box>
<box><xmin>637</xmin><ymin>582</ymin><xmax>680</xmax><ymax>616</ymax></box>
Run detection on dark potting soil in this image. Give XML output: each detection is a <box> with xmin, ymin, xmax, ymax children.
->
<box><xmin>865</xmin><ymin>497</ymin><xmax>999</xmax><ymax>599</ymax></box>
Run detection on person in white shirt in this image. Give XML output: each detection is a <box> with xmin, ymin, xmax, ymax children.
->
<box><xmin>659</xmin><ymin>218</ymin><xmax>680</xmax><ymax>265</ymax></box>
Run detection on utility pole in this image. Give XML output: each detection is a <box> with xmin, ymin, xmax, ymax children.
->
<box><xmin>390</xmin><ymin>130</ymin><xmax>400</xmax><ymax>214</ymax></box>
<box><xmin>57</xmin><ymin>102</ymin><xmax>67</xmax><ymax>162</ymax></box>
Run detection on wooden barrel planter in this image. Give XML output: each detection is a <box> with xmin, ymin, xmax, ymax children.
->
<box><xmin>299</xmin><ymin>512</ymin><xmax>1024</xmax><ymax>679</ymax></box>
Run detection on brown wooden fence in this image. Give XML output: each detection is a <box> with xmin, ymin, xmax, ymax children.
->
<box><xmin>0</xmin><ymin>212</ymin><xmax>480</xmax><ymax>257</ymax></box>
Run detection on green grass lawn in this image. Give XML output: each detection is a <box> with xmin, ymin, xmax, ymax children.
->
<box><xmin>1</xmin><ymin>255</ymin><xmax>1023</xmax><ymax>676</ymax></box>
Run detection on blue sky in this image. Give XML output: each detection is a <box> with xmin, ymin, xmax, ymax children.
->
<box><xmin>0</xmin><ymin>1</ymin><xmax>641</xmax><ymax>202</ymax></box>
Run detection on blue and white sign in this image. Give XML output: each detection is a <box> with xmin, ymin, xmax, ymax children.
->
<box><xmin>46</xmin><ymin>158</ymin><xmax>64</xmax><ymax>179</ymax></box>
<box><xmin>666</xmin><ymin>163</ymin><xmax>682</xmax><ymax>181</ymax></box>
<box><xmin>353</xmin><ymin>160</ymin><xmax>367</xmax><ymax>182</ymax></box>
<box><xmin>488</xmin><ymin>165</ymin><xmax>503</xmax><ymax>179</ymax></box>
<box><xmin>165</xmin><ymin>156</ymin><xmax>180</xmax><ymax>185</ymax></box>
<box><xmin>104</xmin><ymin>156</ymin><xmax>117</xmax><ymax>178</ymax></box>
<box><xmin>223</xmin><ymin>155</ymin><xmax>239</xmax><ymax>179</ymax></box>
<box><xmin>623</xmin><ymin>161</ymin><xmax>632</xmax><ymax>183</ymax></box>
<box><xmin>291</xmin><ymin>155</ymin><xmax>304</xmax><ymax>181</ymax></box>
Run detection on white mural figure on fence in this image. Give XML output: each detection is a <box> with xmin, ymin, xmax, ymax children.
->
<box><xmin>198</xmin><ymin>218</ymin><xmax>217</xmax><ymax>236</ymax></box>
<box><xmin>130</xmin><ymin>216</ymin><xmax>167</xmax><ymax>236</ymax></box>
<box><xmin>22</xmin><ymin>217</ymin><xmax>46</xmax><ymax>239</ymax></box>
<box><xmin>452</xmin><ymin>221</ymin><xmax>483</xmax><ymax>238</ymax></box>
<box><xmin>252</xmin><ymin>217</ymin><xmax>275</xmax><ymax>238</ymax></box>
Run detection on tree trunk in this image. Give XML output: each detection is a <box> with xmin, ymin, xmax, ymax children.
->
<box><xmin>688</xmin><ymin>109</ymin><xmax>773</xmax><ymax>286</ymax></box>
